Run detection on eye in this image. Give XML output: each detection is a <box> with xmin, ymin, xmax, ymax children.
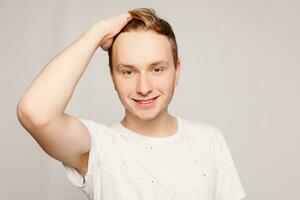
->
<box><xmin>122</xmin><ymin>70</ymin><xmax>134</xmax><ymax>76</ymax></box>
<box><xmin>153</xmin><ymin>67</ymin><xmax>164</xmax><ymax>73</ymax></box>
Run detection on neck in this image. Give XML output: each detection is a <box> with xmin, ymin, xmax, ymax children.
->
<box><xmin>120</xmin><ymin>109</ymin><xmax>178</xmax><ymax>137</ymax></box>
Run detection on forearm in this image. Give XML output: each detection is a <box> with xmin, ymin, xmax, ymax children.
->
<box><xmin>17</xmin><ymin>22</ymin><xmax>107</xmax><ymax>125</ymax></box>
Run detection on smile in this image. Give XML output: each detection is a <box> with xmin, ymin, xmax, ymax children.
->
<box><xmin>132</xmin><ymin>96</ymin><xmax>160</xmax><ymax>107</ymax></box>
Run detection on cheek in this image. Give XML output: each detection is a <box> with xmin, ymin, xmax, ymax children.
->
<box><xmin>155</xmin><ymin>75</ymin><xmax>176</xmax><ymax>93</ymax></box>
<box><xmin>115</xmin><ymin>78</ymin><xmax>135</xmax><ymax>96</ymax></box>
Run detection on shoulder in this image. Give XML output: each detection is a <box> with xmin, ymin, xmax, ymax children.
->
<box><xmin>180</xmin><ymin>117</ymin><xmax>222</xmax><ymax>137</ymax></box>
<box><xmin>179</xmin><ymin>117</ymin><xmax>226</xmax><ymax>147</ymax></box>
<box><xmin>78</xmin><ymin>118</ymin><xmax>116</xmax><ymax>140</ymax></box>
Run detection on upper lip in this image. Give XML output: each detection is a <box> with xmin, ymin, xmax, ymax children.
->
<box><xmin>133</xmin><ymin>96</ymin><xmax>159</xmax><ymax>101</ymax></box>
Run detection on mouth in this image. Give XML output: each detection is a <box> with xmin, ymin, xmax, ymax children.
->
<box><xmin>132</xmin><ymin>96</ymin><xmax>160</xmax><ymax>105</ymax></box>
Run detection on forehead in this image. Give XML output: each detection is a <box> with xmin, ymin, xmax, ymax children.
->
<box><xmin>111</xmin><ymin>30</ymin><xmax>173</xmax><ymax>68</ymax></box>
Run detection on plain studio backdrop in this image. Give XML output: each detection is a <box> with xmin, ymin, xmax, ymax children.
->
<box><xmin>1</xmin><ymin>0</ymin><xmax>299</xmax><ymax>199</ymax></box>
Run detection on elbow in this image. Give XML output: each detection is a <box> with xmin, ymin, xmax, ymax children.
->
<box><xmin>16</xmin><ymin>101</ymin><xmax>51</xmax><ymax>128</ymax></box>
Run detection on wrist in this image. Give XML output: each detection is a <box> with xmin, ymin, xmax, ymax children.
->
<box><xmin>91</xmin><ymin>21</ymin><xmax>108</xmax><ymax>39</ymax></box>
<box><xmin>86</xmin><ymin>22</ymin><xmax>108</xmax><ymax>48</ymax></box>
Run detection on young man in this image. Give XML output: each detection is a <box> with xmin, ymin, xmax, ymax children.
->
<box><xmin>17</xmin><ymin>8</ymin><xmax>246</xmax><ymax>200</ymax></box>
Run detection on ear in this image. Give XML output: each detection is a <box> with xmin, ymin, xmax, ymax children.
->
<box><xmin>175</xmin><ymin>58</ymin><xmax>181</xmax><ymax>87</ymax></box>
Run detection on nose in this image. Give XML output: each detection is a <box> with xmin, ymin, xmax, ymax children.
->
<box><xmin>136</xmin><ymin>72</ymin><xmax>152</xmax><ymax>96</ymax></box>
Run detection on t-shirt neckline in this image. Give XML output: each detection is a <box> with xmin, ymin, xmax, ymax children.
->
<box><xmin>113</xmin><ymin>116</ymin><xmax>184</xmax><ymax>145</ymax></box>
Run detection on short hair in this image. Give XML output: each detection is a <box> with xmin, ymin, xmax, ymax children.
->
<box><xmin>108</xmin><ymin>8</ymin><xmax>179</xmax><ymax>74</ymax></box>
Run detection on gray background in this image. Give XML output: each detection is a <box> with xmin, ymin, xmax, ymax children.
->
<box><xmin>1</xmin><ymin>0</ymin><xmax>299</xmax><ymax>199</ymax></box>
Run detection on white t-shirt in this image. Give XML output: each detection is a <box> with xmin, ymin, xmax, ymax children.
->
<box><xmin>62</xmin><ymin>116</ymin><xmax>246</xmax><ymax>200</ymax></box>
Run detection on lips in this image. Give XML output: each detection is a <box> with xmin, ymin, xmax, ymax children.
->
<box><xmin>132</xmin><ymin>96</ymin><xmax>159</xmax><ymax>103</ymax></box>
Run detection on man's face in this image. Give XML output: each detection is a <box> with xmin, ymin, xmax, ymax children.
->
<box><xmin>110</xmin><ymin>30</ymin><xmax>180</xmax><ymax>121</ymax></box>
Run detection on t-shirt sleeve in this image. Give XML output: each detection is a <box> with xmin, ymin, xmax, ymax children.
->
<box><xmin>61</xmin><ymin>118</ymin><xmax>103</xmax><ymax>200</ymax></box>
<box><xmin>213</xmin><ymin>127</ymin><xmax>247</xmax><ymax>200</ymax></box>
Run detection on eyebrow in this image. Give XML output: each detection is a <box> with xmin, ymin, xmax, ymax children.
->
<box><xmin>116</xmin><ymin>60</ymin><xmax>169</xmax><ymax>70</ymax></box>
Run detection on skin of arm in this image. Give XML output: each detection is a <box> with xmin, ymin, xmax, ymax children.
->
<box><xmin>17</xmin><ymin>13</ymin><xmax>132</xmax><ymax>126</ymax></box>
<box><xmin>16</xmin><ymin>13</ymin><xmax>132</xmax><ymax>175</ymax></box>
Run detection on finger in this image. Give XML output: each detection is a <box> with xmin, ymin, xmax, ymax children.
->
<box><xmin>126</xmin><ymin>12</ymin><xmax>132</xmax><ymax>21</ymax></box>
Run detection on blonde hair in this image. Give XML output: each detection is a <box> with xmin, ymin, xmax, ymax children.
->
<box><xmin>108</xmin><ymin>8</ymin><xmax>178</xmax><ymax>74</ymax></box>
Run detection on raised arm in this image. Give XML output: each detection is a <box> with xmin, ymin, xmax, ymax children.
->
<box><xmin>16</xmin><ymin>13</ymin><xmax>132</xmax><ymax>176</ymax></box>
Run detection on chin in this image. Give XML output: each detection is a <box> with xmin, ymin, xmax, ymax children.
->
<box><xmin>137</xmin><ymin>113</ymin><xmax>159</xmax><ymax>121</ymax></box>
<box><xmin>128</xmin><ymin>109</ymin><xmax>159</xmax><ymax>121</ymax></box>
<box><xmin>126</xmin><ymin>106</ymin><xmax>163</xmax><ymax>121</ymax></box>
